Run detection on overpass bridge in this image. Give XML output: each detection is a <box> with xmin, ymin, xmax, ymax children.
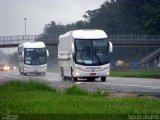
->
<box><xmin>0</xmin><ymin>35</ymin><xmax>58</xmax><ymax>48</ymax></box>
<box><xmin>0</xmin><ymin>35</ymin><xmax>160</xmax><ymax>48</ymax></box>
<box><xmin>0</xmin><ymin>34</ymin><xmax>160</xmax><ymax>66</ymax></box>
<box><xmin>108</xmin><ymin>35</ymin><xmax>160</xmax><ymax>47</ymax></box>
<box><xmin>0</xmin><ymin>35</ymin><xmax>40</xmax><ymax>48</ymax></box>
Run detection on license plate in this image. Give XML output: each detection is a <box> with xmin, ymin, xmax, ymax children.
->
<box><xmin>90</xmin><ymin>73</ymin><xmax>96</xmax><ymax>76</ymax></box>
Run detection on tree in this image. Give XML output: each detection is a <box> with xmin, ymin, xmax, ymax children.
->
<box><xmin>38</xmin><ymin>21</ymin><xmax>66</xmax><ymax>44</ymax></box>
<box><xmin>83</xmin><ymin>0</ymin><xmax>160</xmax><ymax>35</ymax></box>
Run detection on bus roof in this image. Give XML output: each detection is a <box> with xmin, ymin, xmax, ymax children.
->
<box><xmin>59</xmin><ymin>29</ymin><xmax>108</xmax><ymax>39</ymax></box>
<box><xmin>21</xmin><ymin>42</ymin><xmax>46</xmax><ymax>48</ymax></box>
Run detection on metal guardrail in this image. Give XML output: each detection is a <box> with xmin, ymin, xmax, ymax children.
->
<box><xmin>0</xmin><ymin>35</ymin><xmax>160</xmax><ymax>47</ymax></box>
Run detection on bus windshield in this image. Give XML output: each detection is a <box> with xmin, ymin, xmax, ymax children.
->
<box><xmin>24</xmin><ymin>48</ymin><xmax>47</xmax><ymax>65</ymax></box>
<box><xmin>74</xmin><ymin>39</ymin><xmax>109</xmax><ymax>66</ymax></box>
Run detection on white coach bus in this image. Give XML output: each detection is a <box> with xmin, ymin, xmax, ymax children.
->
<box><xmin>18</xmin><ymin>42</ymin><xmax>49</xmax><ymax>75</ymax></box>
<box><xmin>58</xmin><ymin>29</ymin><xmax>113</xmax><ymax>81</ymax></box>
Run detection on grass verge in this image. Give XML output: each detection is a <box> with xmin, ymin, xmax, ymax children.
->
<box><xmin>110</xmin><ymin>69</ymin><xmax>160</xmax><ymax>78</ymax></box>
<box><xmin>0</xmin><ymin>81</ymin><xmax>160</xmax><ymax>119</ymax></box>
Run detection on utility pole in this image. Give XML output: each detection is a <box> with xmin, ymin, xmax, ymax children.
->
<box><xmin>24</xmin><ymin>18</ymin><xmax>27</xmax><ymax>40</ymax></box>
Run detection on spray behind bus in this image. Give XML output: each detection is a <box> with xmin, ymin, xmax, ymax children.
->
<box><xmin>18</xmin><ymin>42</ymin><xmax>49</xmax><ymax>75</ymax></box>
<box><xmin>58</xmin><ymin>29</ymin><xmax>113</xmax><ymax>81</ymax></box>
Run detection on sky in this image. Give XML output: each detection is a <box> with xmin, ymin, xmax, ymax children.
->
<box><xmin>0</xmin><ymin>0</ymin><xmax>106</xmax><ymax>36</ymax></box>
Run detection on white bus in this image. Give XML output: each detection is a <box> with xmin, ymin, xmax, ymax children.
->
<box><xmin>18</xmin><ymin>42</ymin><xmax>49</xmax><ymax>75</ymax></box>
<box><xmin>58</xmin><ymin>29</ymin><xmax>113</xmax><ymax>81</ymax></box>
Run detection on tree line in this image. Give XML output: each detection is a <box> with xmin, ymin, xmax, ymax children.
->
<box><xmin>38</xmin><ymin>0</ymin><xmax>160</xmax><ymax>43</ymax></box>
<box><xmin>37</xmin><ymin>0</ymin><xmax>159</xmax><ymax>65</ymax></box>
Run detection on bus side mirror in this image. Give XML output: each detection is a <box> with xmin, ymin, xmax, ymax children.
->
<box><xmin>72</xmin><ymin>42</ymin><xmax>75</xmax><ymax>55</ymax></box>
<box><xmin>46</xmin><ymin>49</ymin><xmax>49</xmax><ymax>57</ymax></box>
<box><xmin>109</xmin><ymin>41</ymin><xmax>113</xmax><ymax>53</ymax></box>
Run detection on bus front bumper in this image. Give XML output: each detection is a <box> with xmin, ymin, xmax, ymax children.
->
<box><xmin>24</xmin><ymin>65</ymin><xmax>47</xmax><ymax>74</ymax></box>
<box><xmin>73</xmin><ymin>68</ymin><xmax>110</xmax><ymax>78</ymax></box>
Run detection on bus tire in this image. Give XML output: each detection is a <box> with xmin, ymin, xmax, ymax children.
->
<box><xmin>19</xmin><ymin>67</ymin><xmax>23</xmax><ymax>75</ymax></box>
<box><xmin>101</xmin><ymin>77</ymin><xmax>106</xmax><ymax>82</ymax></box>
<box><xmin>73</xmin><ymin>77</ymin><xmax>77</xmax><ymax>81</ymax></box>
<box><xmin>71</xmin><ymin>67</ymin><xmax>77</xmax><ymax>81</ymax></box>
<box><xmin>24</xmin><ymin>72</ymin><xmax>27</xmax><ymax>76</ymax></box>
<box><xmin>19</xmin><ymin>67</ymin><xmax>21</xmax><ymax>74</ymax></box>
<box><xmin>60</xmin><ymin>66</ymin><xmax>64</xmax><ymax>80</ymax></box>
<box><xmin>41</xmin><ymin>72</ymin><xmax>45</xmax><ymax>76</ymax></box>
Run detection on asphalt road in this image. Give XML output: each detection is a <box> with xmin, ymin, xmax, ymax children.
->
<box><xmin>0</xmin><ymin>70</ymin><xmax>160</xmax><ymax>96</ymax></box>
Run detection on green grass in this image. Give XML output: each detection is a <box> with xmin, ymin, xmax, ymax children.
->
<box><xmin>0</xmin><ymin>81</ymin><xmax>160</xmax><ymax>119</ymax></box>
<box><xmin>0</xmin><ymin>80</ymin><xmax>55</xmax><ymax>92</ymax></box>
<box><xmin>111</xmin><ymin>70</ymin><xmax>160</xmax><ymax>78</ymax></box>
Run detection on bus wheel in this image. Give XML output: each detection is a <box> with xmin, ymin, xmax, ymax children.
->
<box><xmin>60</xmin><ymin>66</ymin><xmax>64</xmax><ymax>80</ymax></box>
<box><xmin>41</xmin><ymin>72</ymin><xmax>45</xmax><ymax>76</ymax></box>
<box><xmin>71</xmin><ymin>67</ymin><xmax>77</xmax><ymax>81</ymax></box>
<box><xmin>101</xmin><ymin>77</ymin><xmax>106</xmax><ymax>82</ymax></box>
<box><xmin>19</xmin><ymin>67</ymin><xmax>23</xmax><ymax>75</ymax></box>
<box><xmin>19</xmin><ymin>67</ymin><xmax>21</xmax><ymax>74</ymax></box>
<box><xmin>72</xmin><ymin>77</ymin><xmax>77</xmax><ymax>81</ymax></box>
<box><xmin>24</xmin><ymin>72</ymin><xmax>27</xmax><ymax>76</ymax></box>
<box><xmin>19</xmin><ymin>70</ymin><xmax>23</xmax><ymax>75</ymax></box>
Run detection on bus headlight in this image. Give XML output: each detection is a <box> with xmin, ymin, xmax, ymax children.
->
<box><xmin>101</xmin><ymin>67</ymin><xmax>108</xmax><ymax>71</ymax></box>
<box><xmin>106</xmin><ymin>71</ymin><xmax>110</xmax><ymax>76</ymax></box>
<box><xmin>75</xmin><ymin>72</ymin><xmax>80</xmax><ymax>76</ymax></box>
<box><xmin>3</xmin><ymin>66</ymin><xmax>7</xmax><ymax>70</ymax></box>
<box><xmin>75</xmin><ymin>65</ymin><xmax>82</xmax><ymax>70</ymax></box>
<box><xmin>13</xmin><ymin>66</ymin><xmax>16</xmax><ymax>70</ymax></box>
<box><xmin>3</xmin><ymin>66</ymin><xmax>10</xmax><ymax>71</ymax></box>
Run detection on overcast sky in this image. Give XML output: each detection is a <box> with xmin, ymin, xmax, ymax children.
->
<box><xmin>0</xmin><ymin>0</ymin><xmax>106</xmax><ymax>36</ymax></box>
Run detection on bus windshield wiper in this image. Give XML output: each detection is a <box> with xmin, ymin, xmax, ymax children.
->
<box><xmin>78</xmin><ymin>52</ymin><xmax>85</xmax><ymax>65</ymax></box>
<box><xmin>94</xmin><ymin>48</ymin><xmax>102</xmax><ymax>65</ymax></box>
<box><xmin>75</xmin><ymin>45</ymin><xmax>85</xmax><ymax>65</ymax></box>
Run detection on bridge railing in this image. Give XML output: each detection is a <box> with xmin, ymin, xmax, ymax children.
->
<box><xmin>0</xmin><ymin>35</ymin><xmax>40</xmax><ymax>45</ymax></box>
<box><xmin>108</xmin><ymin>35</ymin><xmax>160</xmax><ymax>46</ymax></box>
<box><xmin>0</xmin><ymin>35</ymin><xmax>160</xmax><ymax>46</ymax></box>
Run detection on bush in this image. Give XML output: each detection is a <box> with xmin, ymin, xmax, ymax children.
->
<box><xmin>92</xmin><ymin>89</ymin><xmax>109</xmax><ymax>97</ymax></box>
<box><xmin>65</xmin><ymin>86</ymin><xmax>88</xmax><ymax>95</ymax></box>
